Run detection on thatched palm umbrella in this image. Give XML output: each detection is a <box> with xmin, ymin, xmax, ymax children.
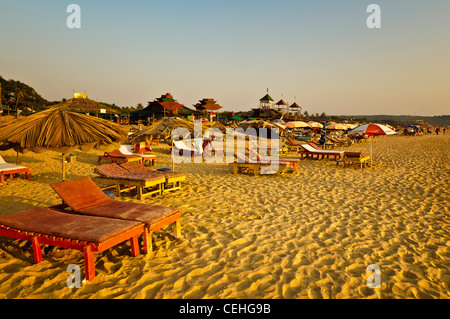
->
<box><xmin>132</xmin><ymin>117</ymin><xmax>196</xmax><ymax>143</ymax></box>
<box><xmin>48</xmin><ymin>97</ymin><xmax>117</xmax><ymax>114</ymax></box>
<box><xmin>0</xmin><ymin>107</ymin><xmax>127</xmax><ymax>180</ymax></box>
<box><xmin>237</xmin><ymin>120</ymin><xmax>285</xmax><ymax>137</ymax></box>
<box><xmin>132</xmin><ymin>118</ymin><xmax>226</xmax><ymax>142</ymax></box>
<box><xmin>132</xmin><ymin>117</ymin><xmax>226</xmax><ymax>171</ymax></box>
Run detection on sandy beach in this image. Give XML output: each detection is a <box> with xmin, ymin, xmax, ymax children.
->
<box><xmin>0</xmin><ymin>134</ymin><xmax>448</xmax><ymax>299</ymax></box>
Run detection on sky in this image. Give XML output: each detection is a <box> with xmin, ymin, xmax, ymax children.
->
<box><xmin>0</xmin><ymin>0</ymin><xmax>449</xmax><ymax>116</ymax></box>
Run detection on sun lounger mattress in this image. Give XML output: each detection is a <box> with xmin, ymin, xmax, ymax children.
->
<box><xmin>0</xmin><ymin>207</ymin><xmax>141</xmax><ymax>243</ymax></box>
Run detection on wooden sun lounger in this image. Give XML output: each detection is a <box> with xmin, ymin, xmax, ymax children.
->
<box><xmin>93</xmin><ymin>164</ymin><xmax>165</xmax><ymax>199</ymax></box>
<box><xmin>120</xmin><ymin>145</ymin><xmax>156</xmax><ymax>166</ymax></box>
<box><xmin>298</xmin><ymin>143</ymin><xmax>344</xmax><ymax>160</ymax></box>
<box><xmin>51</xmin><ymin>177</ymin><xmax>182</xmax><ymax>254</ymax></box>
<box><xmin>328</xmin><ymin>136</ymin><xmax>353</xmax><ymax>147</ymax></box>
<box><xmin>285</xmin><ymin>136</ymin><xmax>304</xmax><ymax>151</ymax></box>
<box><xmin>247</xmin><ymin>147</ymin><xmax>299</xmax><ymax>172</ymax></box>
<box><xmin>230</xmin><ymin>152</ymin><xmax>291</xmax><ymax>176</ymax></box>
<box><xmin>0</xmin><ymin>155</ymin><xmax>30</xmax><ymax>184</ymax></box>
<box><xmin>337</xmin><ymin>152</ymin><xmax>371</xmax><ymax>169</ymax></box>
<box><xmin>120</xmin><ymin>162</ymin><xmax>185</xmax><ymax>193</ymax></box>
<box><xmin>98</xmin><ymin>149</ymin><xmax>143</xmax><ymax>165</ymax></box>
<box><xmin>0</xmin><ymin>207</ymin><xmax>143</xmax><ymax>281</ymax></box>
<box><xmin>170</xmin><ymin>140</ymin><xmax>202</xmax><ymax>158</ymax></box>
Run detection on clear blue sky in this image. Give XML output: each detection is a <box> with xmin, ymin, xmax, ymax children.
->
<box><xmin>1</xmin><ymin>0</ymin><xmax>449</xmax><ymax>115</ymax></box>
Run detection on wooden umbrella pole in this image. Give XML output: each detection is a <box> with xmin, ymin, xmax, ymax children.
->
<box><xmin>62</xmin><ymin>153</ymin><xmax>66</xmax><ymax>181</ymax></box>
<box><xmin>172</xmin><ymin>140</ymin><xmax>174</xmax><ymax>172</ymax></box>
<box><xmin>16</xmin><ymin>152</ymin><xmax>19</xmax><ymax>165</ymax></box>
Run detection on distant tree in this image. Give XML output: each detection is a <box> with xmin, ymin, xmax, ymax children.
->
<box><xmin>303</xmin><ymin>110</ymin><xmax>309</xmax><ymax>119</ymax></box>
<box><xmin>136</xmin><ymin>103</ymin><xmax>143</xmax><ymax>110</ymax></box>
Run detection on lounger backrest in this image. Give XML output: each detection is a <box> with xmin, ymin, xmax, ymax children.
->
<box><xmin>307</xmin><ymin>142</ymin><xmax>322</xmax><ymax>150</ymax></box>
<box><xmin>235</xmin><ymin>152</ymin><xmax>250</xmax><ymax>163</ymax></box>
<box><xmin>119</xmin><ymin>144</ymin><xmax>134</xmax><ymax>155</ymax></box>
<box><xmin>0</xmin><ymin>155</ymin><xmax>6</xmax><ymax>164</ymax></box>
<box><xmin>300</xmin><ymin>144</ymin><xmax>317</xmax><ymax>152</ymax></box>
<box><xmin>286</xmin><ymin>137</ymin><xmax>297</xmax><ymax>146</ymax></box>
<box><xmin>173</xmin><ymin>140</ymin><xmax>191</xmax><ymax>150</ymax></box>
<box><xmin>51</xmin><ymin>177</ymin><xmax>111</xmax><ymax>211</ymax></box>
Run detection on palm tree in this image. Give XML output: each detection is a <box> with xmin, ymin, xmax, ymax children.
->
<box><xmin>15</xmin><ymin>85</ymin><xmax>24</xmax><ymax>114</ymax></box>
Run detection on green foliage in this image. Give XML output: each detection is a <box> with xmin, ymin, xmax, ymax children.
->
<box><xmin>0</xmin><ymin>76</ymin><xmax>52</xmax><ymax>112</ymax></box>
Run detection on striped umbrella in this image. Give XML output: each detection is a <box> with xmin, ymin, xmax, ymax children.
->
<box><xmin>348</xmin><ymin>123</ymin><xmax>396</xmax><ymax>166</ymax></box>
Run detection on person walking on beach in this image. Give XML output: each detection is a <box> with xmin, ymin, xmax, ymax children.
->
<box><xmin>443</xmin><ymin>127</ymin><xmax>446</xmax><ymax>135</ymax></box>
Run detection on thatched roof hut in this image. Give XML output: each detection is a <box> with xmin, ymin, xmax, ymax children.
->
<box><xmin>49</xmin><ymin>97</ymin><xmax>117</xmax><ymax>114</ymax></box>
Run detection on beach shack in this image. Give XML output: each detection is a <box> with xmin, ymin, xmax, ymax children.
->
<box><xmin>193</xmin><ymin>98</ymin><xmax>223</xmax><ymax>121</ymax></box>
<box><xmin>131</xmin><ymin>93</ymin><xmax>185</xmax><ymax>124</ymax></box>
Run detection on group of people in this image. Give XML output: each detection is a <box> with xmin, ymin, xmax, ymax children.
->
<box><xmin>426</xmin><ymin>126</ymin><xmax>446</xmax><ymax>135</ymax></box>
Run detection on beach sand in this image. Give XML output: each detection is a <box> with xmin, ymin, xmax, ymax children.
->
<box><xmin>0</xmin><ymin>134</ymin><xmax>449</xmax><ymax>299</ymax></box>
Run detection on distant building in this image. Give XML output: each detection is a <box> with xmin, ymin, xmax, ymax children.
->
<box><xmin>131</xmin><ymin>93</ymin><xmax>198</xmax><ymax>123</ymax></box>
<box><xmin>193</xmin><ymin>98</ymin><xmax>223</xmax><ymax>112</ymax></box>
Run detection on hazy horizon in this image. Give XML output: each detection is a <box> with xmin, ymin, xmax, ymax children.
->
<box><xmin>1</xmin><ymin>0</ymin><xmax>449</xmax><ymax>116</ymax></box>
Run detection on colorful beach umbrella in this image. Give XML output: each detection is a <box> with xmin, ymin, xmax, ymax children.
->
<box><xmin>284</xmin><ymin>121</ymin><xmax>309</xmax><ymax>129</ymax></box>
<box><xmin>347</xmin><ymin>123</ymin><xmax>396</xmax><ymax>166</ymax></box>
<box><xmin>307</xmin><ymin>121</ymin><xmax>322</xmax><ymax>129</ymax></box>
<box><xmin>348</xmin><ymin>123</ymin><xmax>396</xmax><ymax>136</ymax></box>
<box><xmin>327</xmin><ymin>123</ymin><xmax>347</xmax><ymax>130</ymax></box>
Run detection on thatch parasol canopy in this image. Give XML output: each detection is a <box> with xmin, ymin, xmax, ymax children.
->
<box><xmin>0</xmin><ymin>107</ymin><xmax>127</xmax><ymax>154</ymax></box>
<box><xmin>237</xmin><ymin>120</ymin><xmax>285</xmax><ymax>137</ymax></box>
<box><xmin>0</xmin><ymin>107</ymin><xmax>127</xmax><ymax>180</ymax></box>
<box><xmin>132</xmin><ymin>118</ymin><xmax>226</xmax><ymax>144</ymax></box>
<box><xmin>48</xmin><ymin>97</ymin><xmax>117</xmax><ymax>114</ymax></box>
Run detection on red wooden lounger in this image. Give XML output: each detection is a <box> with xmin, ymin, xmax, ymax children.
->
<box><xmin>98</xmin><ymin>149</ymin><xmax>143</xmax><ymax>165</ymax></box>
<box><xmin>0</xmin><ymin>155</ymin><xmax>30</xmax><ymax>184</ymax></box>
<box><xmin>298</xmin><ymin>143</ymin><xmax>344</xmax><ymax>160</ymax></box>
<box><xmin>0</xmin><ymin>207</ymin><xmax>143</xmax><ymax>281</ymax></box>
<box><xmin>50</xmin><ymin>177</ymin><xmax>181</xmax><ymax>254</ymax></box>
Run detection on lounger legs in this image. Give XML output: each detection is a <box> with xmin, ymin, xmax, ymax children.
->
<box><xmin>174</xmin><ymin>220</ymin><xmax>181</xmax><ymax>239</ymax></box>
<box><xmin>31</xmin><ymin>236</ymin><xmax>43</xmax><ymax>263</ymax></box>
<box><xmin>142</xmin><ymin>228</ymin><xmax>153</xmax><ymax>254</ymax></box>
<box><xmin>83</xmin><ymin>246</ymin><xmax>95</xmax><ymax>281</ymax></box>
<box><xmin>130</xmin><ymin>235</ymin><xmax>140</xmax><ymax>257</ymax></box>
<box><xmin>142</xmin><ymin>219</ymin><xmax>182</xmax><ymax>254</ymax></box>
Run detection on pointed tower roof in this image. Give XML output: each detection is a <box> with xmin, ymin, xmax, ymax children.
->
<box><xmin>259</xmin><ymin>94</ymin><xmax>274</xmax><ymax>102</ymax></box>
<box><xmin>276</xmin><ymin>99</ymin><xmax>288</xmax><ymax>106</ymax></box>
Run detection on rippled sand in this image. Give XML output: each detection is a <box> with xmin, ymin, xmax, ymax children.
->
<box><xmin>0</xmin><ymin>134</ymin><xmax>449</xmax><ymax>299</ymax></box>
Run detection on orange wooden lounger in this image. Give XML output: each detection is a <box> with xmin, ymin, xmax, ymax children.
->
<box><xmin>51</xmin><ymin>177</ymin><xmax>182</xmax><ymax>254</ymax></box>
<box><xmin>298</xmin><ymin>143</ymin><xmax>344</xmax><ymax>160</ymax></box>
<box><xmin>0</xmin><ymin>207</ymin><xmax>143</xmax><ymax>281</ymax></box>
<box><xmin>98</xmin><ymin>149</ymin><xmax>143</xmax><ymax>165</ymax></box>
<box><xmin>0</xmin><ymin>155</ymin><xmax>30</xmax><ymax>184</ymax></box>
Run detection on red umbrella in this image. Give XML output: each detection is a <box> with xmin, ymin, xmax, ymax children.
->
<box><xmin>348</xmin><ymin>123</ymin><xmax>396</xmax><ymax>166</ymax></box>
